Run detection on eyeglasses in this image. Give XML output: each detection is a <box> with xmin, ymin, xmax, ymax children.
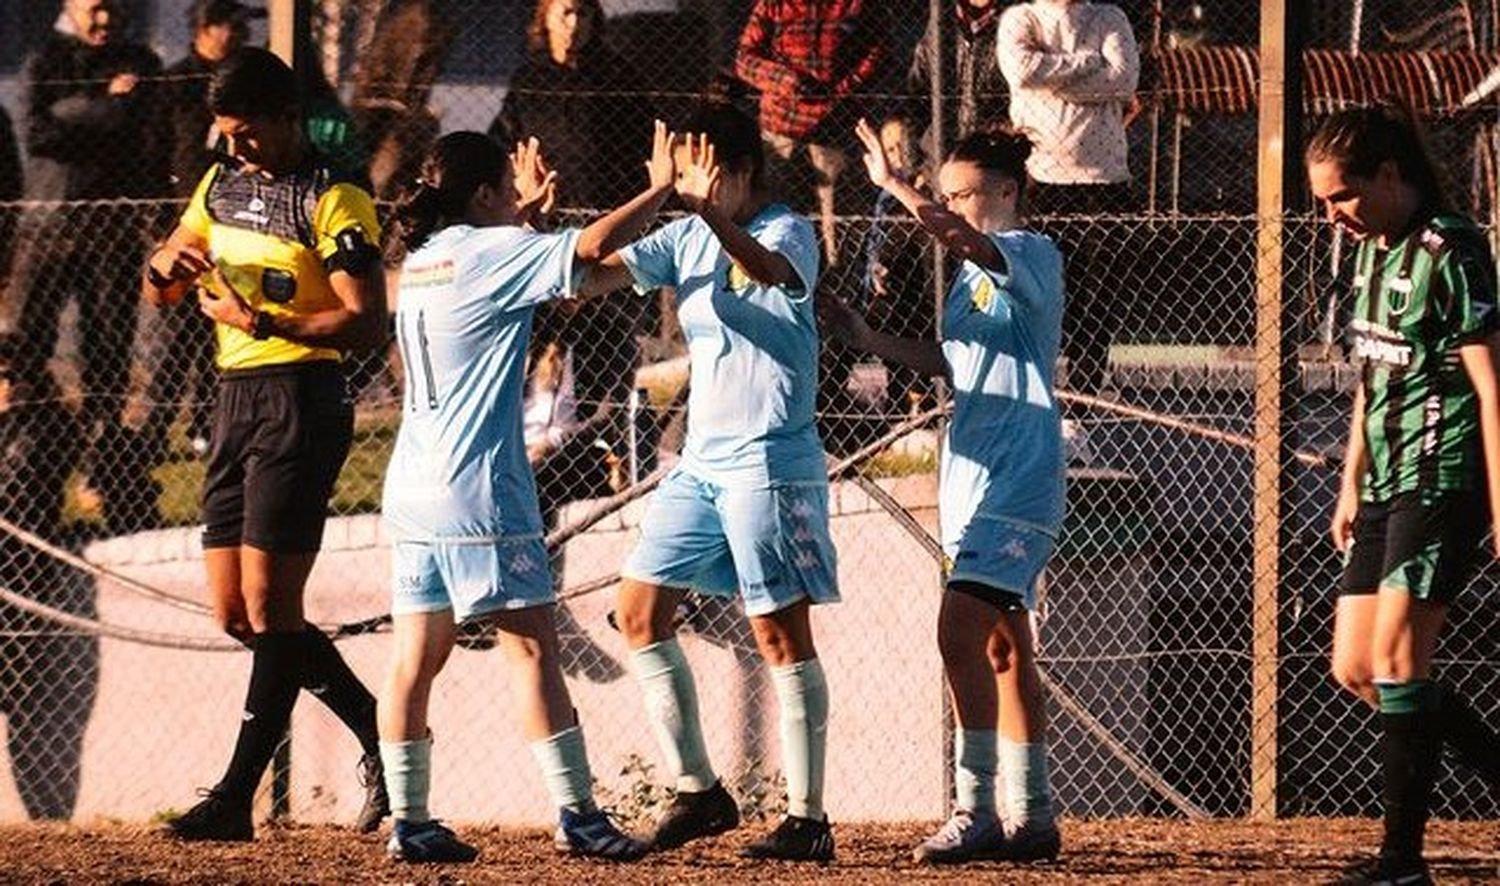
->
<box><xmin>940</xmin><ymin>186</ymin><xmax>981</xmax><ymax>206</ymax></box>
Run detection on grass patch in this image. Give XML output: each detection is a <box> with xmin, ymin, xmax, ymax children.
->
<box><xmin>857</xmin><ymin>448</ymin><xmax>937</xmax><ymax>479</ymax></box>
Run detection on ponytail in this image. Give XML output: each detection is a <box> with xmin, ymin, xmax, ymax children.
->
<box><xmin>386</xmin><ymin>131</ymin><xmax>510</xmax><ymax>263</ymax></box>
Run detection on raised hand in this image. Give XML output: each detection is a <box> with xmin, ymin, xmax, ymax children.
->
<box><xmin>511</xmin><ymin>136</ymin><xmax>558</xmax><ymax>219</ymax></box>
<box><xmin>645</xmin><ymin>119</ymin><xmax>675</xmax><ymax>191</ymax></box>
<box><xmin>855</xmin><ymin>117</ymin><xmax>895</xmax><ymax>190</ymax></box>
<box><xmin>675</xmin><ymin>133</ymin><xmax>720</xmax><ymax>212</ymax></box>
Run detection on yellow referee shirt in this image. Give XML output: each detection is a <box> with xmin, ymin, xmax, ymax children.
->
<box><xmin>179</xmin><ymin>160</ymin><xmax>381</xmax><ymax>370</ymax></box>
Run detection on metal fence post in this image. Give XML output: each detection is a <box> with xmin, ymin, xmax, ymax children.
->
<box><xmin>1253</xmin><ymin>0</ymin><xmax>1304</xmax><ymax>823</ymax></box>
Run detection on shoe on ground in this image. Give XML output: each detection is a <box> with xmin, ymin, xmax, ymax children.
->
<box><xmin>386</xmin><ymin>819</ymin><xmax>478</xmax><ymax>863</ymax></box>
<box><xmin>554</xmin><ymin>807</ymin><xmax>648</xmax><ymax>861</ymax></box>
<box><xmin>740</xmin><ymin>814</ymin><xmax>835</xmax><ymax>862</ymax></box>
<box><xmin>912</xmin><ymin>808</ymin><xmax>1006</xmax><ymax>863</ymax></box>
<box><xmin>354</xmin><ymin>753</ymin><xmax>390</xmax><ymax>833</ymax></box>
<box><xmin>1329</xmin><ymin>855</ymin><xmax>1433</xmax><ymax>886</ymax></box>
<box><xmin>164</xmin><ymin>787</ymin><xmax>253</xmax><ymax>842</ymax></box>
<box><xmin>650</xmin><ymin>780</ymin><xmax>740</xmax><ymax>850</ymax></box>
<box><xmin>992</xmin><ymin>819</ymin><xmax>1061</xmax><ymax>862</ymax></box>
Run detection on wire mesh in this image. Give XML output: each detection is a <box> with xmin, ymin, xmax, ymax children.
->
<box><xmin>0</xmin><ymin>0</ymin><xmax>1494</xmax><ymax>828</ymax></box>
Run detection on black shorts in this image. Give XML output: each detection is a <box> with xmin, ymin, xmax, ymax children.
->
<box><xmin>201</xmin><ymin>361</ymin><xmax>353</xmax><ymax>553</ymax></box>
<box><xmin>1339</xmin><ymin>490</ymin><xmax>1490</xmax><ymax>603</ymax></box>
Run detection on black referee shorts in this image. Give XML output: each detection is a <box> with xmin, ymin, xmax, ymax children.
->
<box><xmin>1339</xmin><ymin>490</ymin><xmax>1490</xmax><ymax>603</ymax></box>
<box><xmin>201</xmin><ymin>361</ymin><xmax>353</xmax><ymax>554</ymax></box>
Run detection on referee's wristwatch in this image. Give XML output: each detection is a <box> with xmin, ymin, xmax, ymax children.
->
<box><xmin>249</xmin><ymin>310</ymin><xmax>276</xmax><ymax>340</ymax></box>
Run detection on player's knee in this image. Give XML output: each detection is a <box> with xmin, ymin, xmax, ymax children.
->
<box><xmin>612</xmin><ymin>604</ymin><xmax>666</xmax><ymax>647</ymax></box>
<box><xmin>986</xmin><ymin>630</ymin><xmax>1018</xmax><ymax>675</ymax></box>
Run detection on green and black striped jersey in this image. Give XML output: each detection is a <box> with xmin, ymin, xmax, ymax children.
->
<box><xmin>1348</xmin><ymin>213</ymin><xmax>1498</xmax><ymax>502</ymax></box>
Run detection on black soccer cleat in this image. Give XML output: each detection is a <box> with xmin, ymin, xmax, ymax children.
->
<box><xmin>164</xmin><ymin>787</ymin><xmax>253</xmax><ymax>842</ymax></box>
<box><xmin>386</xmin><ymin>819</ymin><xmax>479</xmax><ymax>864</ymax></box>
<box><xmin>1329</xmin><ymin>855</ymin><xmax>1433</xmax><ymax>886</ymax></box>
<box><xmin>992</xmin><ymin>819</ymin><xmax>1062</xmax><ymax>862</ymax></box>
<box><xmin>650</xmin><ymin>780</ymin><xmax>740</xmax><ymax>850</ymax></box>
<box><xmin>354</xmin><ymin>753</ymin><xmax>390</xmax><ymax>833</ymax></box>
<box><xmin>740</xmin><ymin>814</ymin><xmax>835</xmax><ymax>862</ymax></box>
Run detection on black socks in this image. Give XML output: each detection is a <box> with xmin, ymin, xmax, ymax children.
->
<box><xmin>300</xmin><ymin>626</ymin><xmax>380</xmax><ymax>756</ymax></box>
<box><xmin>1376</xmin><ymin>680</ymin><xmax>1440</xmax><ymax>863</ymax></box>
<box><xmin>218</xmin><ymin>631</ymin><xmax>304</xmax><ymax>804</ymax></box>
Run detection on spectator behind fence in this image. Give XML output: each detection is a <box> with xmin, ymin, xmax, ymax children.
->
<box><xmin>0</xmin><ymin>105</ymin><xmax>20</xmax><ymax>281</ymax></box>
<box><xmin>490</xmin><ymin>0</ymin><xmax>649</xmax><ymax>211</ymax></box>
<box><xmin>143</xmin><ymin>0</ymin><xmax>264</xmax><ymax>466</ymax></box>
<box><xmin>735</xmin><ymin>0</ymin><xmax>892</xmax><ymax>266</ymax></box>
<box><xmin>4</xmin><ymin>0</ymin><xmax>168</xmax><ymax>531</ymax></box>
<box><xmin>997</xmin><ymin>0</ymin><xmax>1137</xmax><ymax>394</ymax></box>
<box><xmin>859</xmin><ymin>115</ymin><xmax>934</xmax><ymax>416</ymax></box>
<box><xmin>519</xmin><ymin>299</ymin><xmax>637</xmax><ymax>683</ymax></box>
<box><xmin>908</xmin><ymin>0</ymin><xmax>1008</xmax><ymax>141</ymax></box>
<box><xmin>0</xmin><ymin>335</ymin><xmax>99</xmax><ymax>821</ymax></box>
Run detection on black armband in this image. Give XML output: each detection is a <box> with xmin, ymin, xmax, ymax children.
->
<box><xmin>325</xmin><ymin>227</ymin><xmax>380</xmax><ymax>276</ymax></box>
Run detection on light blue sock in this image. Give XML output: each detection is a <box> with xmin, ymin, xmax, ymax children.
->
<box><xmin>770</xmin><ymin>659</ymin><xmax>829</xmax><ymax>820</ymax></box>
<box><xmin>630</xmin><ymin>639</ymin><xmax>717</xmax><ymax>792</ymax></box>
<box><xmin>529</xmin><ymin>725</ymin><xmax>598</xmax><ymax>815</ymax></box>
<box><xmin>998</xmin><ymin>736</ymin><xmax>1053</xmax><ymax>827</ymax></box>
<box><xmin>380</xmin><ymin>737</ymin><xmax>431</xmax><ymax>824</ymax></box>
<box><xmin>956</xmin><ymin>728</ymin><xmax>998</xmax><ymax>815</ymax></box>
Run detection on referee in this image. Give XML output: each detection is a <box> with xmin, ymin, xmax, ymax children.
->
<box><xmin>143</xmin><ymin>48</ymin><xmax>388</xmax><ymax>841</ymax></box>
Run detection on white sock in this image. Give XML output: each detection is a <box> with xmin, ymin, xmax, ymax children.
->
<box><xmin>380</xmin><ymin>736</ymin><xmax>431</xmax><ymax>823</ymax></box>
<box><xmin>630</xmin><ymin>639</ymin><xmax>717</xmax><ymax>792</ymax></box>
<box><xmin>770</xmin><ymin>659</ymin><xmax>829</xmax><ymax>820</ymax></box>
<box><xmin>529</xmin><ymin>725</ymin><xmax>597</xmax><ymax>815</ymax></box>
<box><xmin>998</xmin><ymin>736</ymin><xmax>1053</xmax><ymax>827</ymax></box>
<box><xmin>955</xmin><ymin>728</ymin><xmax>998</xmax><ymax>816</ymax></box>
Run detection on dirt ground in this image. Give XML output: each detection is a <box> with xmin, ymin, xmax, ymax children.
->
<box><xmin>0</xmin><ymin>818</ymin><xmax>1496</xmax><ymax>885</ymax></box>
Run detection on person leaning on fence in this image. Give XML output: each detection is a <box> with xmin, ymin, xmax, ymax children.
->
<box><xmin>0</xmin><ymin>333</ymin><xmax>99</xmax><ymax>823</ymax></box>
<box><xmin>576</xmin><ymin>100</ymin><xmax>841</xmax><ymax>862</ymax></box>
<box><xmin>141</xmin><ymin>48</ymin><xmax>392</xmax><ymax>843</ymax></box>
<box><xmin>0</xmin><ymin>103</ymin><xmax>20</xmax><ymax>280</ymax></box>
<box><xmin>376</xmin><ymin>125</ymin><xmax>680</xmax><ymax>864</ymax></box>
<box><xmin>996</xmin><ymin>0</ymin><xmax>1138</xmax><ymax>395</ymax></box>
<box><xmin>5</xmin><ymin>0</ymin><xmax>169</xmax><ymax>531</ymax></box>
<box><xmin>734</xmin><ymin>0</ymin><xmax>892</xmax><ymax>267</ymax></box>
<box><xmin>1308</xmin><ymin>103</ymin><xmax>1500</xmax><ymax>886</ymax></box>
<box><xmin>141</xmin><ymin>0</ymin><xmax>264</xmax><ymax>468</ymax></box>
<box><xmin>821</xmin><ymin>121</ymin><xmax>1064</xmax><ymax>866</ymax></box>
<box><xmin>489</xmin><ymin>0</ymin><xmax>649</xmax><ymax>211</ymax></box>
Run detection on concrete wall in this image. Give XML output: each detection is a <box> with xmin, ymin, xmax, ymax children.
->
<box><xmin>0</xmin><ymin>476</ymin><xmax>949</xmax><ymax>826</ymax></box>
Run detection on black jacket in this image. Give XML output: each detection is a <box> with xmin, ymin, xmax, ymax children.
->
<box><xmin>159</xmin><ymin>51</ymin><xmax>217</xmax><ymax>198</ymax></box>
<box><xmin>23</xmin><ymin>32</ymin><xmax>167</xmax><ymax>200</ymax></box>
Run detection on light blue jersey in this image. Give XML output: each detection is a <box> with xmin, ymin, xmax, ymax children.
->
<box><xmin>382</xmin><ymin>224</ymin><xmax>581</xmax><ymax>542</ymax></box>
<box><xmin>619</xmin><ymin>204</ymin><xmax>825</xmax><ymax>488</ymax></box>
<box><xmin>940</xmin><ymin>229</ymin><xmax>1066</xmax><ymax>550</ymax></box>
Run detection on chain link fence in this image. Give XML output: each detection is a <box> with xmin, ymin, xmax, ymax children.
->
<box><xmin>0</xmin><ymin>0</ymin><xmax>1496</xmax><ymax>828</ymax></box>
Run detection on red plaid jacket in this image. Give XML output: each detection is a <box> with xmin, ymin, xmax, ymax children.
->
<box><xmin>734</xmin><ymin>0</ymin><xmax>889</xmax><ymax>139</ymax></box>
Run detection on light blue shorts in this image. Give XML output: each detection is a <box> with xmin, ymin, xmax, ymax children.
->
<box><xmin>945</xmin><ymin>515</ymin><xmax>1057</xmax><ymax>611</ymax></box>
<box><xmin>390</xmin><ymin>536</ymin><xmax>554</xmax><ymax>621</ymax></box>
<box><xmin>622</xmin><ymin>468</ymin><xmax>840</xmax><ymax>617</ymax></box>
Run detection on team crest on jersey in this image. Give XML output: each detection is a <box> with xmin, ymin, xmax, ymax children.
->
<box><xmin>971</xmin><ymin>277</ymin><xmax>995</xmax><ymax>312</ymax></box>
<box><xmin>1001</xmin><ymin>538</ymin><xmax>1029</xmax><ymax>560</ymax></box>
<box><xmin>726</xmin><ymin>261</ymin><xmax>752</xmax><ymax>292</ymax></box>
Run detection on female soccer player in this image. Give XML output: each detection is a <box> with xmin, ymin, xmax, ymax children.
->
<box><xmin>376</xmin><ymin>124</ymin><xmax>675</xmax><ymax>863</ymax></box>
<box><xmin>1309</xmin><ymin>103</ymin><xmax>1500</xmax><ymax>886</ymax></box>
<box><xmin>578</xmin><ymin>102</ymin><xmax>840</xmax><ymax>862</ymax></box>
<box><xmin>821</xmin><ymin>120</ymin><xmax>1064</xmax><ymax>865</ymax></box>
